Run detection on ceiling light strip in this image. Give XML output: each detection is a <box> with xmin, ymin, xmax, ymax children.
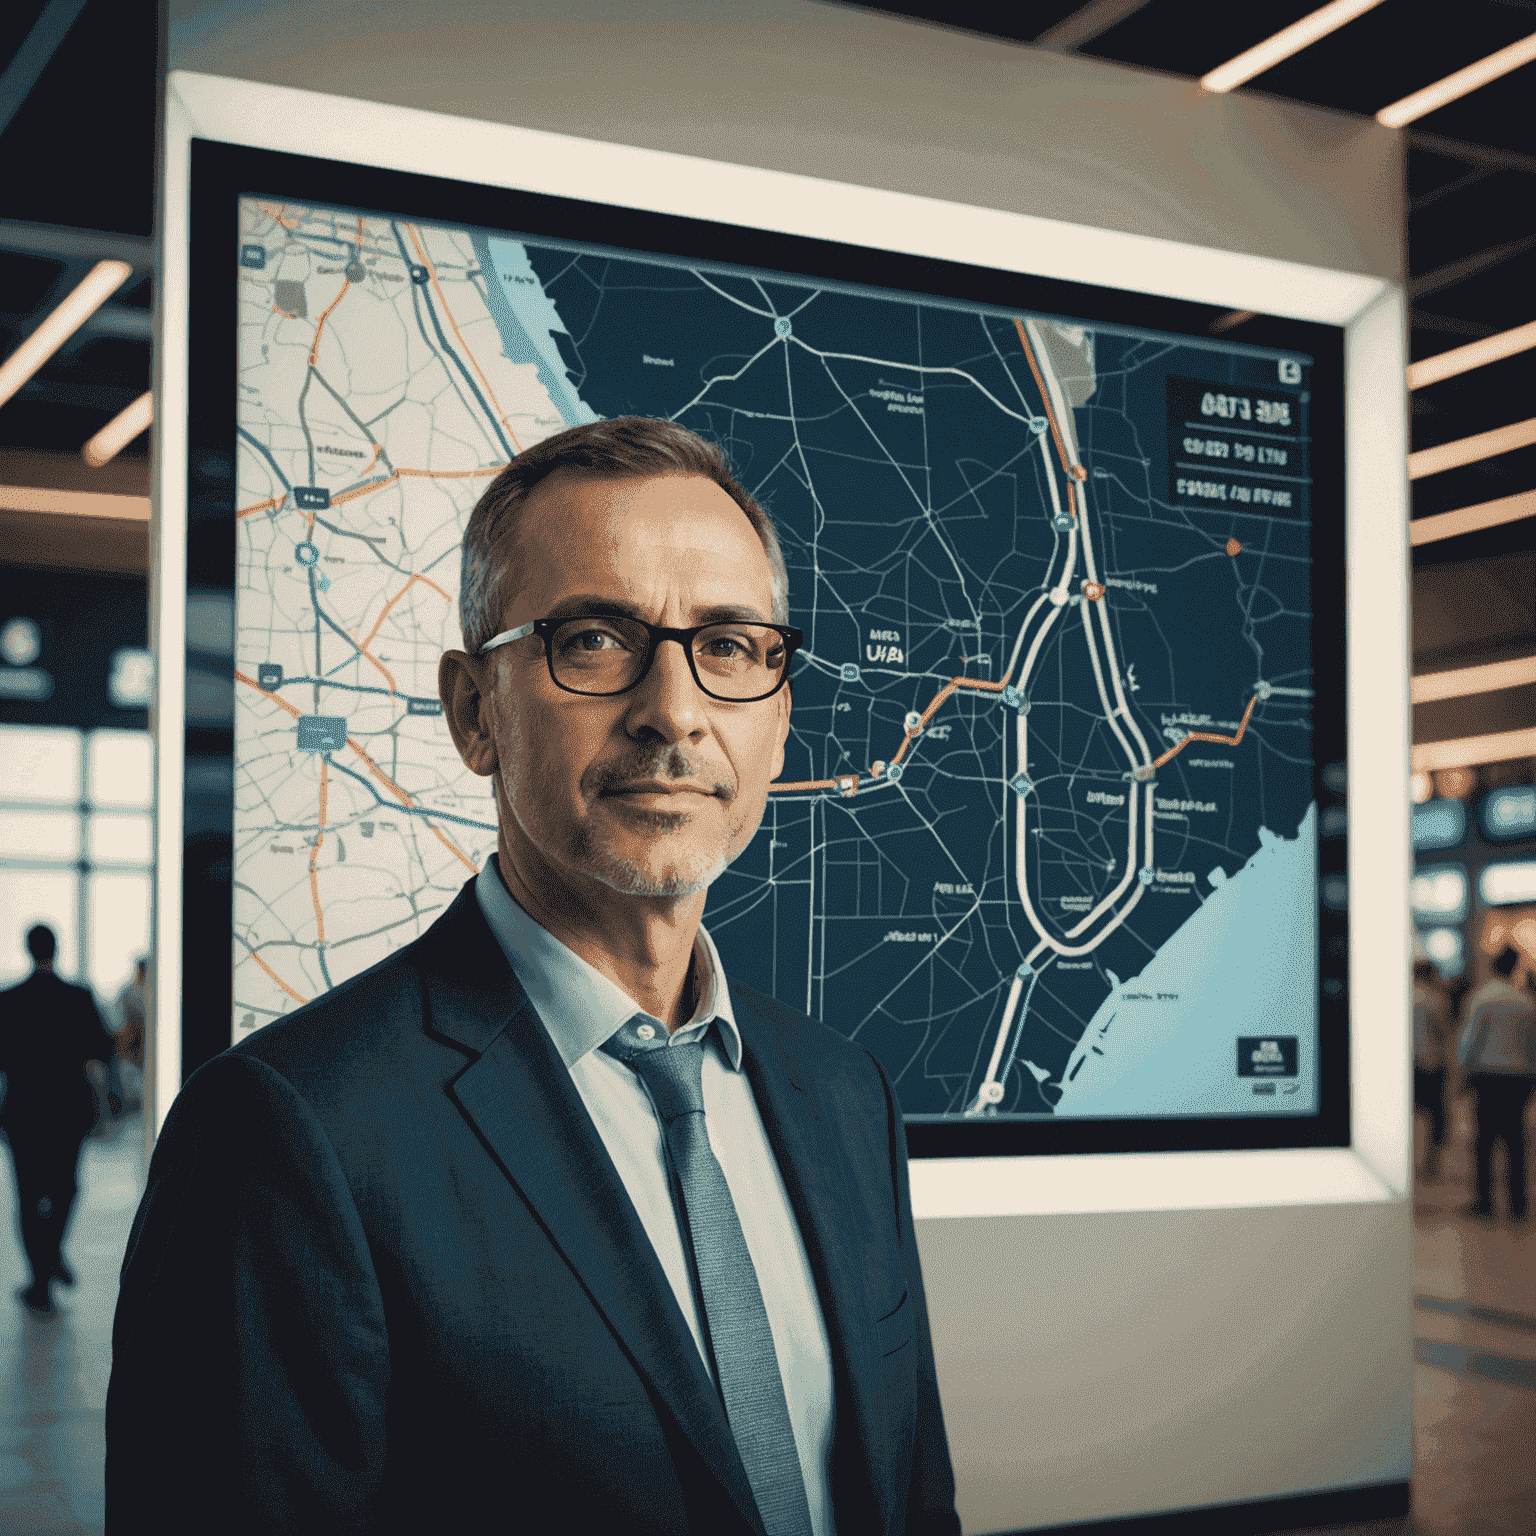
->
<box><xmin>1412</xmin><ymin>726</ymin><xmax>1536</xmax><ymax>775</ymax></box>
<box><xmin>0</xmin><ymin>259</ymin><xmax>132</xmax><ymax>410</ymax></box>
<box><xmin>1412</xmin><ymin>655</ymin><xmax>1536</xmax><ymax>705</ymax></box>
<box><xmin>0</xmin><ymin>484</ymin><xmax>150</xmax><ymax>521</ymax></box>
<box><xmin>1407</xmin><ymin>319</ymin><xmax>1536</xmax><ymax>390</ymax></box>
<box><xmin>1407</xmin><ymin>417</ymin><xmax>1536</xmax><ymax>480</ymax></box>
<box><xmin>1377</xmin><ymin>32</ymin><xmax>1536</xmax><ymax>129</ymax></box>
<box><xmin>1200</xmin><ymin>0</ymin><xmax>1386</xmax><ymax>93</ymax></box>
<box><xmin>83</xmin><ymin>391</ymin><xmax>153</xmax><ymax>468</ymax></box>
<box><xmin>1410</xmin><ymin>489</ymin><xmax>1536</xmax><ymax>546</ymax></box>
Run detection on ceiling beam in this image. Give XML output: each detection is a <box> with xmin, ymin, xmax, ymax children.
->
<box><xmin>0</xmin><ymin>0</ymin><xmax>90</xmax><ymax>142</ymax></box>
<box><xmin>1409</xmin><ymin>232</ymin><xmax>1536</xmax><ymax>300</ymax></box>
<box><xmin>1409</xmin><ymin>130</ymin><xmax>1536</xmax><ymax>178</ymax></box>
<box><xmin>1034</xmin><ymin>0</ymin><xmax>1151</xmax><ymax>51</ymax></box>
<box><xmin>0</xmin><ymin>304</ymin><xmax>152</xmax><ymax>341</ymax></box>
<box><xmin>0</xmin><ymin>217</ymin><xmax>155</xmax><ymax>271</ymax></box>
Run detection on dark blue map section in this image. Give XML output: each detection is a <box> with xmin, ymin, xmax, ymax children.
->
<box><xmin>503</xmin><ymin>238</ymin><xmax>1318</xmax><ymax>1120</ymax></box>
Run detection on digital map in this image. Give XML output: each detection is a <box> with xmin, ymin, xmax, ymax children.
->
<box><xmin>233</xmin><ymin>195</ymin><xmax>1319</xmax><ymax>1119</ymax></box>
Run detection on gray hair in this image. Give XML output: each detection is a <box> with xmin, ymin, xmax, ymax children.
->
<box><xmin>459</xmin><ymin>417</ymin><xmax>790</xmax><ymax>652</ymax></box>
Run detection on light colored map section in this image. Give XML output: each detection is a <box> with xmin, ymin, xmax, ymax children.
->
<box><xmin>1052</xmin><ymin>803</ymin><xmax>1318</xmax><ymax>1115</ymax></box>
<box><xmin>232</xmin><ymin>204</ymin><xmax>582</xmax><ymax>1027</ymax></box>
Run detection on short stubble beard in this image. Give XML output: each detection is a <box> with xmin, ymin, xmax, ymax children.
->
<box><xmin>506</xmin><ymin>740</ymin><xmax>748</xmax><ymax>899</ymax></box>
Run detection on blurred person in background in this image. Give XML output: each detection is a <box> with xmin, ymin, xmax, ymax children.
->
<box><xmin>1413</xmin><ymin>954</ymin><xmax>1452</xmax><ymax>1182</ymax></box>
<box><xmin>1456</xmin><ymin>944</ymin><xmax>1536</xmax><ymax>1222</ymax></box>
<box><xmin>112</xmin><ymin>957</ymin><xmax>147</xmax><ymax>1116</ymax></box>
<box><xmin>0</xmin><ymin>925</ymin><xmax>117</xmax><ymax>1315</ymax></box>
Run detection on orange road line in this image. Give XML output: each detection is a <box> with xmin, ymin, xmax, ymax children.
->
<box><xmin>256</xmin><ymin>201</ymin><xmax>299</xmax><ymax>230</ymax></box>
<box><xmin>360</xmin><ymin>573</ymin><xmax>454</xmax><ymax>653</ymax></box>
<box><xmin>235</xmin><ymin>669</ymin><xmax>302</xmax><ymax>719</ymax></box>
<box><xmin>235</xmin><ymin>671</ymin><xmax>469</xmax><ymax>866</ymax></box>
<box><xmin>1012</xmin><ymin>318</ymin><xmax>1087</xmax><ymax>492</ymax></box>
<box><xmin>329</xmin><ymin>462</ymin><xmax>508</xmax><ymax>507</ymax></box>
<box><xmin>309</xmin><ymin>278</ymin><xmax>351</xmax><ymax>367</ymax></box>
<box><xmin>346</xmin><ymin>736</ymin><xmax>414</xmax><ymax>807</ymax></box>
<box><xmin>272</xmin><ymin>306</ymin><xmax>298</xmax><ymax>320</ymax></box>
<box><xmin>770</xmin><ymin>669</ymin><xmax>1014</xmax><ymax>794</ymax></box>
<box><xmin>404</xmin><ymin>223</ymin><xmax>524</xmax><ymax>453</ymax></box>
<box><xmin>309</xmin><ymin>758</ymin><xmax>329</xmax><ymax>944</ymax></box>
<box><xmin>244</xmin><ymin>948</ymin><xmax>309</xmax><ymax>1005</ymax></box>
<box><xmin>430</xmin><ymin>824</ymin><xmax>478</xmax><ymax>874</ymax></box>
<box><xmin>1151</xmin><ymin>693</ymin><xmax>1258</xmax><ymax>770</ymax></box>
<box><xmin>358</xmin><ymin>441</ymin><xmax>384</xmax><ymax>479</ymax></box>
<box><xmin>237</xmin><ymin>494</ymin><xmax>284</xmax><ymax>520</ymax></box>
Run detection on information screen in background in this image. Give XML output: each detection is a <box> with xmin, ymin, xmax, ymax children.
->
<box><xmin>229</xmin><ymin>187</ymin><xmax>1335</xmax><ymax>1140</ymax></box>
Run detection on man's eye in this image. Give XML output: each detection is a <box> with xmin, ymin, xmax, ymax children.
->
<box><xmin>565</xmin><ymin>627</ymin><xmax>624</xmax><ymax>652</ymax></box>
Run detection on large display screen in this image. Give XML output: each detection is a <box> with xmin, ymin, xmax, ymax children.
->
<box><xmin>191</xmin><ymin>142</ymin><xmax>1347</xmax><ymax>1155</ymax></box>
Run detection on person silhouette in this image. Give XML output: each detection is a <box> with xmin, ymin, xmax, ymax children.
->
<box><xmin>0</xmin><ymin>925</ymin><xmax>116</xmax><ymax>1315</ymax></box>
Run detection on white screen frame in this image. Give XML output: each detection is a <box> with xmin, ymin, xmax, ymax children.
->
<box><xmin>154</xmin><ymin>68</ymin><xmax>1411</xmax><ymax>1216</ymax></box>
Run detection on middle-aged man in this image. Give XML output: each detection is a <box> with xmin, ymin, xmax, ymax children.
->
<box><xmin>107</xmin><ymin>417</ymin><xmax>960</xmax><ymax>1535</ymax></box>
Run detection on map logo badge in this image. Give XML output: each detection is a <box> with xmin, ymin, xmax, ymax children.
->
<box><xmin>1236</xmin><ymin>1036</ymin><xmax>1298</xmax><ymax>1077</ymax></box>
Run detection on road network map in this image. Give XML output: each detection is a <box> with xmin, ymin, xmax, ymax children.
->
<box><xmin>232</xmin><ymin>194</ymin><xmax>1319</xmax><ymax>1120</ymax></box>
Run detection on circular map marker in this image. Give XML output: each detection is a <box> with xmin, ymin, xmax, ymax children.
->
<box><xmin>1226</xmin><ymin>537</ymin><xmax>1243</xmax><ymax>557</ymax></box>
<box><xmin>345</xmin><ymin>260</ymin><xmax>366</xmax><ymax>282</ymax></box>
<box><xmin>295</xmin><ymin>541</ymin><xmax>319</xmax><ymax>566</ymax></box>
<box><xmin>774</xmin><ymin>317</ymin><xmax>792</xmax><ymax>336</ymax></box>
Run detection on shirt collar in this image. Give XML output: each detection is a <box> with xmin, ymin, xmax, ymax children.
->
<box><xmin>475</xmin><ymin>855</ymin><xmax>741</xmax><ymax>1071</ymax></box>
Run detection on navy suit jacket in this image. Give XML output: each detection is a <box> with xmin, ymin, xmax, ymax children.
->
<box><xmin>106</xmin><ymin>878</ymin><xmax>960</xmax><ymax>1534</ymax></box>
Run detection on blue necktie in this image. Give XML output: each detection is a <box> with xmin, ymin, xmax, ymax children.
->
<box><xmin>603</xmin><ymin>1018</ymin><xmax>814</xmax><ymax>1536</ymax></box>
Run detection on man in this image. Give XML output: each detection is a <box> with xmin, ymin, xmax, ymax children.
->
<box><xmin>107</xmin><ymin>418</ymin><xmax>960</xmax><ymax>1534</ymax></box>
<box><xmin>1412</xmin><ymin>955</ymin><xmax>1451</xmax><ymax>1182</ymax></box>
<box><xmin>1456</xmin><ymin>944</ymin><xmax>1536</xmax><ymax>1221</ymax></box>
<box><xmin>0</xmin><ymin>924</ymin><xmax>115</xmax><ymax>1316</ymax></box>
<box><xmin>111</xmin><ymin>956</ymin><xmax>147</xmax><ymax>1115</ymax></box>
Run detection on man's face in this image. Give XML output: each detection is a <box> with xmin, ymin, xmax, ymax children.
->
<box><xmin>451</xmin><ymin>471</ymin><xmax>791</xmax><ymax>900</ymax></box>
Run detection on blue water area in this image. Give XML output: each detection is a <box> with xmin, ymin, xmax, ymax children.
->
<box><xmin>1052</xmin><ymin>802</ymin><xmax>1318</xmax><ymax>1117</ymax></box>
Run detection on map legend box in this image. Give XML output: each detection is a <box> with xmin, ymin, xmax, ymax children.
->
<box><xmin>293</xmin><ymin>486</ymin><xmax>331</xmax><ymax>511</ymax></box>
<box><xmin>1167</xmin><ymin>375</ymin><xmax>1309</xmax><ymax>519</ymax></box>
<box><xmin>295</xmin><ymin>716</ymin><xmax>347</xmax><ymax>753</ymax></box>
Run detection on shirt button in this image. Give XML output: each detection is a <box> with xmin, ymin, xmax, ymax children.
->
<box><xmin>636</xmin><ymin>1023</ymin><xmax>656</xmax><ymax>1041</ymax></box>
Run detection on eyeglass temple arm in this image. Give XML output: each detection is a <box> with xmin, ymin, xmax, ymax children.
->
<box><xmin>478</xmin><ymin>622</ymin><xmax>536</xmax><ymax>655</ymax></box>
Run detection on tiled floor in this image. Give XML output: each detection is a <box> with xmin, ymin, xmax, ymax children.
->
<box><xmin>0</xmin><ymin>1117</ymin><xmax>144</xmax><ymax>1535</ymax></box>
<box><xmin>0</xmin><ymin>1101</ymin><xmax>1530</xmax><ymax>1535</ymax></box>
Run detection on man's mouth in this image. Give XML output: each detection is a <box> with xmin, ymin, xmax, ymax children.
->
<box><xmin>605</xmin><ymin>780</ymin><xmax>718</xmax><ymax>797</ymax></box>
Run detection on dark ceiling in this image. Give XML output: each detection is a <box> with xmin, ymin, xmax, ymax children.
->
<box><xmin>0</xmin><ymin>0</ymin><xmax>1532</xmax><ymax>654</ymax></box>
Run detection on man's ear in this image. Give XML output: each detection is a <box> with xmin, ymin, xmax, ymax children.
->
<box><xmin>770</xmin><ymin>677</ymin><xmax>790</xmax><ymax>782</ymax></box>
<box><xmin>439</xmin><ymin>651</ymin><xmax>499</xmax><ymax>777</ymax></box>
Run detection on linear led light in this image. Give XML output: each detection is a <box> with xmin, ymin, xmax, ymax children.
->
<box><xmin>1410</xmin><ymin>488</ymin><xmax>1536</xmax><ymax>546</ymax></box>
<box><xmin>83</xmin><ymin>390</ymin><xmax>153</xmax><ymax>467</ymax></box>
<box><xmin>0</xmin><ymin>259</ymin><xmax>132</xmax><ymax>410</ymax></box>
<box><xmin>1412</xmin><ymin>655</ymin><xmax>1536</xmax><ymax>705</ymax></box>
<box><xmin>0</xmin><ymin>483</ymin><xmax>150</xmax><ymax>520</ymax></box>
<box><xmin>1377</xmin><ymin>32</ymin><xmax>1536</xmax><ymax>129</ymax></box>
<box><xmin>1408</xmin><ymin>417</ymin><xmax>1536</xmax><ymax>480</ymax></box>
<box><xmin>1408</xmin><ymin>319</ymin><xmax>1536</xmax><ymax>391</ymax></box>
<box><xmin>1412</xmin><ymin>727</ymin><xmax>1536</xmax><ymax>775</ymax></box>
<box><xmin>1200</xmin><ymin>0</ymin><xmax>1385</xmax><ymax>93</ymax></box>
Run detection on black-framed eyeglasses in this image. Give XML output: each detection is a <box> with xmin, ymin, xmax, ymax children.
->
<box><xmin>479</xmin><ymin>614</ymin><xmax>803</xmax><ymax>702</ymax></box>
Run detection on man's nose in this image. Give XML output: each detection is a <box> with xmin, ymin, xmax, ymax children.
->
<box><xmin>626</xmin><ymin>637</ymin><xmax>707</xmax><ymax>740</ymax></box>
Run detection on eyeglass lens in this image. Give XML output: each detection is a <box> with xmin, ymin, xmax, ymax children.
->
<box><xmin>549</xmin><ymin>617</ymin><xmax>788</xmax><ymax>699</ymax></box>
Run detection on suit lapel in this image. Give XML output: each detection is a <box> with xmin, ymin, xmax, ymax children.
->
<box><xmin>731</xmin><ymin>995</ymin><xmax>886</xmax><ymax>1525</ymax></box>
<box><xmin>412</xmin><ymin>882</ymin><xmax>768</xmax><ymax>1536</ymax></box>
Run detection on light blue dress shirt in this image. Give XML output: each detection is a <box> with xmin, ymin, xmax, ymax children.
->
<box><xmin>475</xmin><ymin>859</ymin><xmax>837</xmax><ymax>1536</ymax></box>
